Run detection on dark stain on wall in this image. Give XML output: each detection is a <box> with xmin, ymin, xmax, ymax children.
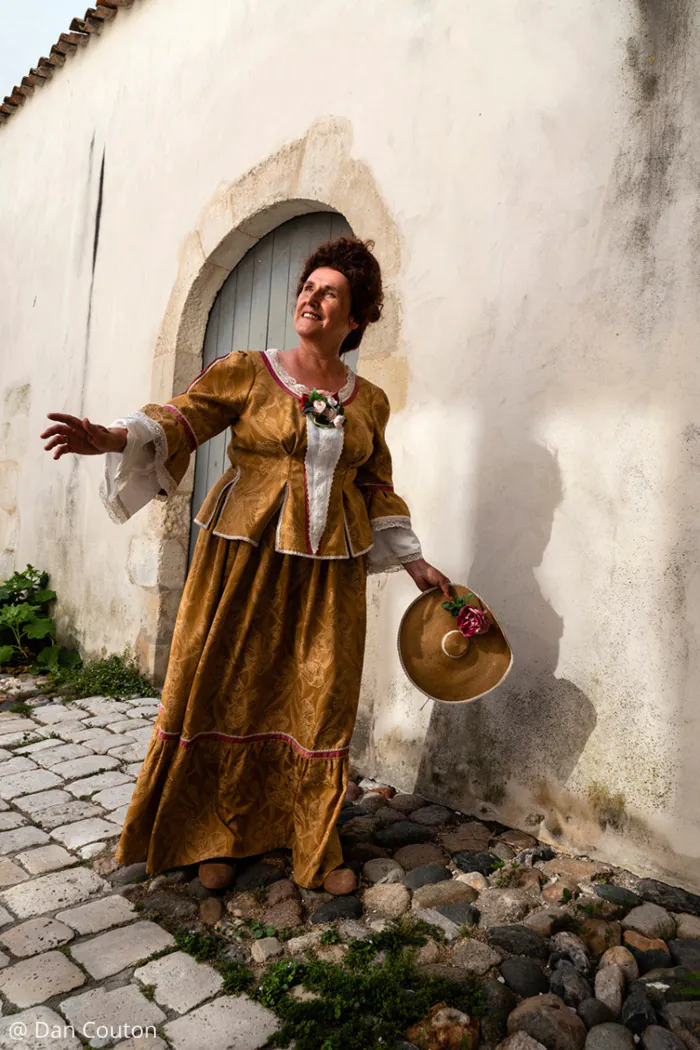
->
<box><xmin>616</xmin><ymin>0</ymin><xmax>692</xmax><ymax>276</ymax></box>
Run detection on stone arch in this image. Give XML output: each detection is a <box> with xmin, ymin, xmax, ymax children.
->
<box><xmin>132</xmin><ymin>115</ymin><xmax>405</xmax><ymax>680</ymax></box>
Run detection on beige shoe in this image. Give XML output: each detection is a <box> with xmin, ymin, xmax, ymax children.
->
<box><xmin>198</xmin><ymin>859</ymin><xmax>236</xmax><ymax>890</ymax></box>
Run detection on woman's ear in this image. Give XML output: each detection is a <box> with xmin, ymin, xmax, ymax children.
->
<box><xmin>348</xmin><ymin>316</ymin><xmax>359</xmax><ymax>331</ymax></box>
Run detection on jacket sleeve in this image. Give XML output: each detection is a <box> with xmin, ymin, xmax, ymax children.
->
<box><xmin>356</xmin><ymin>387</ymin><xmax>423</xmax><ymax>573</ymax></box>
<box><xmin>100</xmin><ymin>351</ymin><xmax>255</xmax><ymax>523</ymax></box>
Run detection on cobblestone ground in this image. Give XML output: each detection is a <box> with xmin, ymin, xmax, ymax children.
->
<box><xmin>0</xmin><ymin>682</ymin><xmax>699</xmax><ymax>1050</ymax></box>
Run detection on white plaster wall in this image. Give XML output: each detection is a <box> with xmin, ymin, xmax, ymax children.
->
<box><xmin>1</xmin><ymin>0</ymin><xmax>699</xmax><ymax>889</ymax></box>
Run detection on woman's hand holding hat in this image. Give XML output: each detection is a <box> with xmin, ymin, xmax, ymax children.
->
<box><xmin>403</xmin><ymin>557</ymin><xmax>453</xmax><ymax>599</ymax></box>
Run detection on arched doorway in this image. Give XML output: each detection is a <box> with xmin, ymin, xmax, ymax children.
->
<box><xmin>188</xmin><ymin>210</ymin><xmax>353</xmax><ymax>562</ymax></box>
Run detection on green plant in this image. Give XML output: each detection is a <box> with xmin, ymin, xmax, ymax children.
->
<box><xmin>320</xmin><ymin>927</ymin><xmax>342</xmax><ymax>946</ymax></box>
<box><xmin>0</xmin><ymin>565</ymin><xmax>80</xmax><ymax>671</ymax></box>
<box><xmin>8</xmin><ymin>702</ymin><xmax>31</xmax><ymax>715</ymax></box>
<box><xmin>49</xmin><ymin>649</ymin><xmax>156</xmax><ymax>699</ymax></box>
<box><xmin>140</xmin><ymin>983</ymin><xmax>156</xmax><ymax>1001</ymax></box>
<box><xmin>245</xmin><ymin>918</ymin><xmax>277</xmax><ymax>940</ymax></box>
<box><xmin>489</xmin><ymin>858</ymin><xmax>505</xmax><ymax>872</ymax></box>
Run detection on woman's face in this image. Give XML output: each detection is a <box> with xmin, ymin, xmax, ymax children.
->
<box><xmin>294</xmin><ymin>267</ymin><xmax>358</xmax><ymax>345</ymax></box>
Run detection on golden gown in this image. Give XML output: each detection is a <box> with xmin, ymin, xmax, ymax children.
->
<box><xmin>101</xmin><ymin>349</ymin><xmax>420</xmax><ymax>887</ymax></box>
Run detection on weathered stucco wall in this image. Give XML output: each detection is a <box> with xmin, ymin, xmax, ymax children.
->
<box><xmin>1</xmin><ymin>0</ymin><xmax>699</xmax><ymax>891</ymax></box>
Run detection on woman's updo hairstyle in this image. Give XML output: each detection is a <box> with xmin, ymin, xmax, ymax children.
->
<box><xmin>296</xmin><ymin>236</ymin><xmax>384</xmax><ymax>354</ymax></box>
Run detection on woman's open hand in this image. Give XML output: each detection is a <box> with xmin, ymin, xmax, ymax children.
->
<box><xmin>40</xmin><ymin>414</ymin><xmax>128</xmax><ymax>460</ymax></box>
<box><xmin>403</xmin><ymin>557</ymin><xmax>453</xmax><ymax>599</ymax></box>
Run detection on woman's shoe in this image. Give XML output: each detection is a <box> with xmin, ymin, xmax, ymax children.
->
<box><xmin>198</xmin><ymin>858</ymin><xmax>236</xmax><ymax>890</ymax></box>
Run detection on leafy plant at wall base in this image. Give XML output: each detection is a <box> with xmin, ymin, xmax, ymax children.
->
<box><xmin>0</xmin><ymin>565</ymin><xmax>79</xmax><ymax>670</ymax></box>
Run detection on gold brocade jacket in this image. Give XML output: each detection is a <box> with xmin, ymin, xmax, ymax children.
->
<box><xmin>102</xmin><ymin>349</ymin><xmax>416</xmax><ymax>562</ymax></box>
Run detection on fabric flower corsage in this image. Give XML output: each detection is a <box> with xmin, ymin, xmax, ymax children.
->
<box><xmin>441</xmin><ymin>593</ymin><xmax>491</xmax><ymax>638</ymax></box>
<box><xmin>301</xmin><ymin>389</ymin><xmax>346</xmax><ymax>429</ymax></box>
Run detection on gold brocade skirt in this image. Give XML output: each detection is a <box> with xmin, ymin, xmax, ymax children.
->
<box><xmin>115</xmin><ymin>517</ymin><xmax>368</xmax><ymax>888</ymax></box>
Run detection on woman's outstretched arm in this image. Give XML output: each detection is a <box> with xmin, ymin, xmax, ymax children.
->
<box><xmin>41</xmin><ymin>413</ymin><xmax>127</xmax><ymax>459</ymax></box>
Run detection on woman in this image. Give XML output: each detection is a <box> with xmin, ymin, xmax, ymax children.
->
<box><xmin>41</xmin><ymin>237</ymin><xmax>452</xmax><ymax>891</ymax></box>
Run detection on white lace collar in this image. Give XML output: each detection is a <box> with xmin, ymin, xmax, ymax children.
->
<box><xmin>263</xmin><ymin>349</ymin><xmax>357</xmax><ymax>403</ymax></box>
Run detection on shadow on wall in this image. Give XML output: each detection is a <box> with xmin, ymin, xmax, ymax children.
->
<box><xmin>414</xmin><ymin>432</ymin><xmax>597</xmax><ymax>832</ymax></box>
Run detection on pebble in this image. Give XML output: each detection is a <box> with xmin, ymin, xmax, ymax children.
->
<box><xmin>266</xmin><ymin>879</ymin><xmax>299</xmax><ymax>906</ymax></box>
<box><xmin>594</xmin><ymin>964</ymin><xmax>626</xmax><ymax>1017</ymax></box>
<box><xmin>407</xmin><ymin>1003</ymin><xmax>479</xmax><ymax>1050</ymax></box>
<box><xmin>550</xmin><ymin>960</ymin><xmax>594</xmax><ymax>1007</ymax></box>
<box><xmin>140</xmin><ymin>892</ymin><xmax>198</xmax><ymax>923</ymax></box>
<box><xmin>452</xmin><ymin>850</ymin><xmax>500</xmax><ymax>877</ymax></box>
<box><xmin>501</xmin><ymin>957</ymin><xmax>549</xmax><ymax>997</ymax></box>
<box><xmin>620</xmin><ymin>984</ymin><xmax>658</xmax><ymax>1034</ymax></box>
<box><xmin>106</xmin><ymin>862</ymin><xmax>148</xmax><ymax>886</ymax></box>
<box><xmin>477</xmin><ymin>888</ymin><xmax>534</xmax><ymax>926</ymax></box>
<box><xmin>251</xmin><ymin>936</ymin><xmax>282</xmax><ymax>963</ymax></box>
<box><xmin>410</xmin><ymin>804</ymin><xmax>454</xmax><ymax>827</ymax></box>
<box><xmin>579</xmin><ymin>919</ymin><xmax>622</xmax><ymax>957</ymax></box>
<box><xmin>344</xmin><ymin>781</ymin><xmax>362</xmax><ymax>802</ymax></box>
<box><xmin>372</xmin><ymin>809</ymin><xmax>408</xmax><ymax>829</ymax></box>
<box><xmin>674</xmin><ymin>913</ymin><xmax>700</xmax><ymax>939</ymax></box>
<box><xmin>498</xmin><ymin>829</ymin><xmax>538</xmax><ymax>851</ymax></box>
<box><xmin>310</xmin><ymin>895</ymin><xmax>363</xmax><ymax>924</ymax></box>
<box><xmin>387</xmin><ymin>793</ymin><xmax>427</xmax><ymax>814</ymax></box>
<box><xmin>482</xmin><ymin>978</ymin><xmax>518</xmax><ymax>1045</ymax></box>
<box><xmin>412</xmin><ymin>880</ymin><xmax>478</xmax><ymax>911</ymax></box>
<box><xmin>622</xmin><ymin>904</ymin><xmax>676</xmax><ymax>941</ymax></box>
<box><xmin>441</xmin><ymin>822</ymin><xmax>492</xmax><ymax>853</ymax></box>
<box><xmin>418</xmin><ymin>939</ymin><xmax>441</xmax><ymax>964</ymax></box>
<box><xmin>263</xmin><ymin>898</ymin><xmax>304</xmax><ymax>928</ymax></box>
<box><xmin>393</xmin><ymin>843</ymin><xmax>447</xmax><ymax>871</ymax></box>
<box><xmin>492</xmin><ymin>842</ymin><xmax>517</xmax><ymax>862</ymax></box>
<box><xmin>599</xmin><ymin>946</ymin><xmax>638</xmax><ymax>983</ymax></box>
<box><xmin>578</xmin><ymin>998</ymin><xmax>616</xmax><ymax>1030</ymax></box>
<box><xmin>543</xmin><ymin>859</ymin><xmax>609</xmax><ymax>882</ymax></box>
<box><xmin>355</xmin><ymin>794</ymin><xmax>387</xmax><ymax>815</ymax></box>
<box><xmin>668</xmin><ymin>938</ymin><xmax>700</xmax><ymax>969</ymax></box>
<box><xmin>489</xmin><ymin>925</ymin><xmax>548</xmax><ymax>959</ymax></box>
<box><xmin>641</xmin><ymin>1026</ymin><xmax>687</xmax><ymax>1050</ymax></box>
<box><xmin>507</xmin><ymin>992</ymin><xmax>588</xmax><ymax>1050</ymax></box>
<box><xmin>339</xmin><ymin>920</ymin><xmax>372</xmax><ymax>941</ymax></box>
<box><xmin>584</xmin><ymin>1022</ymin><xmax>635</xmax><ymax>1050</ymax></box>
<box><xmin>234</xmin><ymin>859</ymin><xmax>285</xmax><ymax>891</ymax></box>
<box><xmin>403</xmin><ymin>863</ymin><xmax>452</xmax><ymax>890</ymax></box>
<box><xmin>498</xmin><ymin>1034</ymin><xmax>549</xmax><ymax>1050</ymax></box>
<box><xmin>622</xmin><ymin>930</ymin><xmax>671</xmax><ymax>973</ymax></box>
<box><xmin>323</xmin><ymin>868</ymin><xmax>357</xmax><ymax>895</ymax></box>
<box><xmin>550</xmin><ymin>932</ymin><xmax>593</xmax><ymax>975</ymax></box>
<box><xmin>595</xmin><ymin>885</ymin><xmax>642</xmax><ymax>910</ymax></box>
<box><xmin>636</xmin><ymin>880</ymin><xmax>700</xmax><ymax>918</ymax></box>
<box><xmin>363</xmin><ymin>883</ymin><xmax>411</xmax><ymax>919</ymax></box>
<box><xmin>199</xmin><ymin>898</ymin><xmax>223</xmax><ymax>925</ymax></box>
<box><xmin>374</xmin><ymin>821</ymin><xmax>436</xmax><ymax>848</ymax></box>
<box><xmin>543</xmin><ymin>878</ymin><xmax>580</xmax><ymax>904</ymax></box>
<box><xmin>284</xmin><ymin>929</ymin><xmax>323</xmax><ymax>954</ymax></box>
<box><xmin>524</xmin><ymin>907</ymin><xmax>567</xmax><ymax>938</ymax></box>
<box><xmin>456</xmin><ymin>871</ymin><xmax>488</xmax><ymax>893</ymax></box>
<box><xmin>451</xmin><ymin>938</ymin><xmax>502</xmax><ymax>975</ymax></box>
<box><xmin>517</xmin><ymin>845</ymin><xmax>556</xmax><ymax>866</ymax></box>
<box><xmin>413</xmin><ymin>908</ymin><xmax>462</xmax><ymax>942</ymax></box>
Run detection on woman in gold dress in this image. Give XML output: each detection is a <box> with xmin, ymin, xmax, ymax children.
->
<box><xmin>41</xmin><ymin>238</ymin><xmax>451</xmax><ymax>890</ymax></box>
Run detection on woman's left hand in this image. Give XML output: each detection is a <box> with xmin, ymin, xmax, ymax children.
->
<box><xmin>403</xmin><ymin>558</ymin><xmax>453</xmax><ymax>599</ymax></box>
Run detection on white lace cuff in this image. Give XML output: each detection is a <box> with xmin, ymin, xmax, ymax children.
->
<box><xmin>367</xmin><ymin>517</ymin><xmax>423</xmax><ymax>574</ymax></box>
<box><xmin>99</xmin><ymin>412</ymin><xmax>175</xmax><ymax>524</ymax></box>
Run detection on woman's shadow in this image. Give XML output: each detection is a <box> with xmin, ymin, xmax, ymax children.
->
<box><xmin>414</xmin><ymin>435</ymin><xmax>597</xmax><ymax>836</ymax></box>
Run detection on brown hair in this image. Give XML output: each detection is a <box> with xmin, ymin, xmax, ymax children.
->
<box><xmin>296</xmin><ymin>236</ymin><xmax>384</xmax><ymax>353</ymax></box>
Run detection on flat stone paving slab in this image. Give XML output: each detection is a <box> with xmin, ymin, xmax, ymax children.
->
<box><xmin>16</xmin><ymin>843</ymin><xmax>78</xmax><ymax>874</ymax></box>
<box><xmin>69</xmin><ymin>920</ymin><xmax>175</xmax><ymax>979</ymax></box>
<box><xmin>56</xmin><ymin>894</ymin><xmax>135</xmax><ymax>935</ymax></box>
<box><xmin>107</xmin><ymin>742</ymin><xmax>148</xmax><ymax>763</ymax></box>
<box><xmin>134</xmin><ymin>950</ymin><xmax>224</xmax><ymax>1013</ymax></box>
<box><xmin>0</xmin><ymin>916</ymin><xmax>74</xmax><ymax>956</ymax></box>
<box><xmin>0</xmin><ymin>756</ymin><xmax>38</xmax><ymax>776</ymax></box>
<box><xmin>60</xmin><ymin>983</ymin><xmax>166</xmax><ymax>1049</ymax></box>
<box><xmin>0</xmin><ymin>1005</ymin><xmax>83</xmax><ymax>1049</ymax></box>
<box><xmin>163</xmin><ymin>994</ymin><xmax>280</xmax><ymax>1050</ymax></box>
<box><xmin>92</xmin><ymin>784</ymin><xmax>134</xmax><ymax>811</ymax></box>
<box><xmin>49</xmin><ymin>756</ymin><xmax>121</xmax><ymax>781</ymax></box>
<box><xmin>0</xmin><ymin>731</ymin><xmax>41</xmax><ymax>747</ymax></box>
<box><xmin>0</xmin><ymin>949</ymin><xmax>85</xmax><ymax>1007</ymax></box>
<box><xmin>14</xmin><ymin>788</ymin><xmax>73</xmax><ymax>815</ymax></box>
<box><xmin>0</xmin><ymin>866</ymin><xmax>107</xmax><ymax>919</ymax></box>
<box><xmin>34</xmin><ymin>743</ymin><xmax>95</xmax><ymax>768</ymax></box>
<box><xmin>35</xmin><ymin>800</ymin><xmax>104</xmax><ymax>830</ymax></box>
<box><xmin>66</xmin><ymin>771</ymin><xmax>132</xmax><ymax>798</ymax></box>
<box><xmin>79</xmin><ymin>731</ymin><xmax>135</xmax><ymax>754</ymax></box>
<box><xmin>32</xmin><ymin>704</ymin><xmax>85</xmax><ymax>724</ymax></box>
<box><xmin>0</xmin><ymin>769</ymin><xmax>63</xmax><ymax>800</ymax></box>
<box><xmin>0</xmin><ymin>856</ymin><xmax>28</xmax><ymax>887</ymax></box>
<box><xmin>113</xmin><ymin>1037</ymin><xmax>167</xmax><ymax>1050</ymax></box>
<box><xmin>0</xmin><ymin>811</ymin><xmax>28</xmax><ymax>830</ymax></box>
<box><xmin>0</xmin><ymin>825</ymin><xmax>50</xmax><ymax>854</ymax></box>
<box><xmin>51</xmin><ymin>817</ymin><xmax>123</xmax><ymax>850</ymax></box>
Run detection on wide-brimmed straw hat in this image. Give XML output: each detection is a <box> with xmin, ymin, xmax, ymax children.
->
<box><xmin>398</xmin><ymin>584</ymin><xmax>513</xmax><ymax>703</ymax></box>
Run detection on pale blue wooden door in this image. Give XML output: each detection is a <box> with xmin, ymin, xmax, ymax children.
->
<box><xmin>189</xmin><ymin>211</ymin><xmax>354</xmax><ymax>562</ymax></box>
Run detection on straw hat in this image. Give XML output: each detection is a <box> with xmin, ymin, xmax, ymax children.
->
<box><xmin>398</xmin><ymin>584</ymin><xmax>513</xmax><ymax>703</ymax></box>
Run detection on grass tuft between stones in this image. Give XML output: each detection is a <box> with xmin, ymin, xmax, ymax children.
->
<box><xmin>172</xmin><ymin>917</ymin><xmax>483</xmax><ymax>1050</ymax></box>
<box><xmin>48</xmin><ymin>648</ymin><xmax>157</xmax><ymax>700</ymax></box>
